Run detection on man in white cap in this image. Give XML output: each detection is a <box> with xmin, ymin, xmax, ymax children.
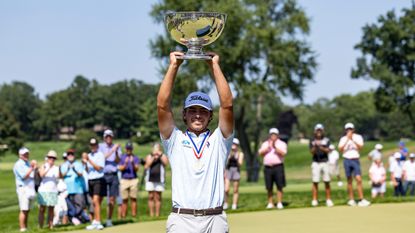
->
<box><xmin>338</xmin><ymin>122</ymin><xmax>370</xmax><ymax>207</ymax></box>
<box><xmin>368</xmin><ymin>144</ymin><xmax>383</xmax><ymax>161</ymax></box>
<box><xmin>13</xmin><ymin>147</ymin><xmax>37</xmax><ymax>232</ymax></box>
<box><xmin>403</xmin><ymin>153</ymin><xmax>415</xmax><ymax>196</ymax></box>
<box><xmin>98</xmin><ymin>129</ymin><xmax>121</xmax><ymax>227</ymax></box>
<box><xmin>258</xmin><ymin>128</ymin><xmax>288</xmax><ymax>209</ymax></box>
<box><xmin>390</xmin><ymin>152</ymin><xmax>405</xmax><ymax>196</ymax></box>
<box><xmin>157</xmin><ymin>51</ymin><xmax>233</xmax><ymax>233</ymax></box>
<box><xmin>309</xmin><ymin>124</ymin><xmax>333</xmax><ymax>207</ymax></box>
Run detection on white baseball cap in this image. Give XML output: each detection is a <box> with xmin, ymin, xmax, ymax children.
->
<box><xmin>393</xmin><ymin>152</ymin><xmax>402</xmax><ymax>159</ymax></box>
<box><xmin>344</xmin><ymin>122</ymin><xmax>354</xmax><ymax>130</ymax></box>
<box><xmin>375</xmin><ymin>144</ymin><xmax>383</xmax><ymax>150</ymax></box>
<box><xmin>233</xmin><ymin>138</ymin><xmax>240</xmax><ymax>145</ymax></box>
<box><xmin>409</xmin><ymin>153</ymin><xmax>415</xmax><ymax>159</ymax></box>
<box><xmin>184</xmin><ymin>91</ymin><xmax>213</xmax><ymax>111</ymax></box>
<box><xmin>103</xmin><ymin>129</ymin><xmax>114</xmax><ymax>138</ymax></box>
<box><xmin>314</xmin><ymin>123</ymin><xmax>324</xmax><ymax>131</ymax></box>
<box><xmin>18</xmin><ymin>147</ymin><xmax>30</xmax><ymax>155</ymax></box>
<box><xmin>89</xmin><ymin>138</ymin><xmax>98</xmax><ymax>145</ymax></box>
<box><xmin>269</xmin><ymin>128</ymin><xmax>279</xmax><ymax>135</ymax></box>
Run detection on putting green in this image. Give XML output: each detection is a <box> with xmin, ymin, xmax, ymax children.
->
<box><xmin>62</xmin><ymin>202</ymin><xmax>415</xmax><ymax>233</ymax></box>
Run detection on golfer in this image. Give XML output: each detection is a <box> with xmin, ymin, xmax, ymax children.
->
<box><xmin>158</xmin><ymin>51</ymin><xmax>234</xmax><ymax>233</ymax></box>
<box><xmin>338</xmin><ymin>123</ymin><xmax>370</xmax><ymax>207</ymax></box>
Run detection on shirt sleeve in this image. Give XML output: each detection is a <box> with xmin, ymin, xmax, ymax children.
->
<box><xmin>258</xmin><ymin>141</ymin><xmax>269</xmax><ymax>155</ymax></box>
<box><xmin>97</xmin><ymin>152</ymin><xmax>106</xmax><ymax>168</ymax></box>
<box><xmin>276</xmin><ymin>140</ymin><xmax>287</xmax><ymax>155</ymax></box>
<box><xmin>338</xmin><ymin>136</ymin><xmax>346</xmax><ymax>148</ymax></box>
<box><xmin>214</xmin><ymin>127</ymin><xmax>234</xmax><ymax>163</ymax></box>
<box><xmin>161</xmin><ymin>127</ymin><xmax>179</xmax><ymax>159</ymax></box>
<box><xmin>354</xmin><ymin>134</ymin><xmax>364</xmax><ymax>146</ymax></box>
<box><xmin>15</xmin><ymin>162</ymin><xmax>29</xmax><ymax>179</ymax></box>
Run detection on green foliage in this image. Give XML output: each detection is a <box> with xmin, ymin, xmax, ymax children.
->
<box><xmin>71</xmin><ymin>129</ymin><xmax>97</xmax><ymax>155</ymax></box>
<box><xmin>352</xmin><ymin>4</ymin><xmax>415</xmax><ymax>132</ymax></box>
<box><xmin>0</xmin><ymin>105</ymin><xmax>23</xmax><ymax>156</ymax></box>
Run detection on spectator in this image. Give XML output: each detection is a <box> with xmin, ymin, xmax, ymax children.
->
<box><xmin>309</xmin><ymin>124</ymin><xmax>333</xmax><ymax>207</ymax></box>
<box><xmin>118</xmin><ymin>142</ymin><xmax>140</xmax><ymax>218</ymax></box>
<box><xmin>13</xmin><ymin>147</ymin><xmax>37</xmax><ymax>232</ymax></box>
<box><xmin>258</xmin><ymin>128</ymin><xmax>288</xmax><ymax>209</ymax></box>
<box><xmin>37</xmin><ymin>150</ymin><xmax>60</xmax><ymax>229</ymax></box>
<box><xmin>368</xmin><ymin>144</ymin><xmax>383</xmax><ymax>161</ymax></box>
<box><xmin>84</xmin><ymin>138</ymin><xmax>106</xmax><ymax>230</ymax></box>
<box><xmin>403</xmin><ymin>153</ymin><xmax>415</xmax><ymax>196</ymax></box>
<box><xmin>99</xmin><ymin>129</ymin><xmax>122</xmax><ymax>227</ymax></box>
<box><xmin>53</xmin><ymin>178</ymin><xmax>68</xmax><ymax>226</ymax></box>
<box><xmin>158</xmin><ymin>52</ymin><xmax>234</xmax><ymax>232</ymax></box>
<box><xmin>81</xmin><ymin>152</ymin><xmax>94</xmax><ymax>222</ymax></box>
<box><xmin>144</xmin><ymin>143</ymin><xmax>168</xmax><ymax>217</ymax></box>
<box><xmin>60</xmin><ymin>149</ymin><xmax>87</xmax><ymax>225</ymax></box>
<box><xmin>398</xmin><ymin>141</ymin><xmax>409</xmax><ymax>161</ymax></box>
<box><xmin>224</xmin><ymin>138</ymin><xmax>244</xmax><ymax>210</ymax></box>
<box><xmin>390</xmin><ymin>152</ymin><xmax>405</xmax><ymax>196</ymax></box>
<box><xmin>369</xmin><ymin>154</ymin><xmax>386</xmax><ymax>199</ymax></box>
<box><xmin>328</xmin><ymin>145</ymin><xmax>343</xmax><ymax>187</ymax></box>
<box><xmin>338</xmin><ymin>122</ymin><xmax>370</xmax><ymax>207</ymax></box>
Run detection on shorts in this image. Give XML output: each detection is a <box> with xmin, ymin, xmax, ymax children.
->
<box><xmin>328</xmin><ymin>163</ymin><xmax>339</xmax><ymax>176</ymax></box>
<box><xmin>104</xmin><ymin>173</ymin><xmax>120</xmax><ymax>197</ymax></box>
<box><xmin>343</xmin><ymin>159</ymin><xmax>361</xmax><ymax>178</ymax></box>
<box><xmin>371</xmin><ymin>182</ymin><xmax>386</xmax><ymax>195</ymax></box>
<box><xmin>145</xmin><ymin>181</ymin><xmax>165</xmax><ymax>192</ymax></box>
<box><xmin>120</xmin><ymin>178</ymin><xmax>139</xmax><ymax>199</ymax></box>
<box><xmin>38</xmin><ymin>192</ymin><xmax>58</xmax><ymax>206</ymax></box>
<box><xmin>225</xmin><ymin>167</ymin><xmax>241</xmax><ymax>181</ymax></box>
<box><xmin>88</xmin><ymin>178</ymin><xmax>106</xmax><ymax>197</ymax></box>
<box><xmin>264</xmin><ymin>164</ymin><xmax>286</xmax><ymax>191</ymax></box>
<box><xmin>311</xmin><ymin>162</ymin><xmax>330</xmax><ymax>183</ymax></box>
<box><xmin>16</xmin><ymin>187</ymin><xmax>34</xmax><ymax>211</ymax></box>
<box><xmin>166</xmin><ymin>212</ymin><xmax>228</xmax><ymax>233</ymax></box>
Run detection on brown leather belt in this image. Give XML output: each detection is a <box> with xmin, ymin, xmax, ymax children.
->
<box><xmin>171</xmin><ymin>207</ymin><xmax>223</xmax><ymax>216</ymax></box>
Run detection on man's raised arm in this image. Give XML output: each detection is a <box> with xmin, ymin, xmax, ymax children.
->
<box><xmin>157</xmin><ymin>52</ymin><xmax>184</xmax><ymax>139</ymax></box>
<box><xmin>206</xmin><ymin>52</ymin><xmax>234</xmax><ymax>138</ymax></box>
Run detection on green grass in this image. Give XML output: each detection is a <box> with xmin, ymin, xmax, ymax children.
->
<box><xmin>0</xmin><ymin>140</ymin><xmax>414</xmax><ymax>233</ymax></box>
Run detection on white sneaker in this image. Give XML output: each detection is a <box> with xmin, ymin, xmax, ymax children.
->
<box><xmin>337</xmin><ymin>181</ymin><xmax>343</xmax><ymax>187</ymax></box>
<box><xmin>96</xmin><ymin>224</ymin><xmax>104</xmax><ymax>230</ymax></box>
<box><xmin>105</xmin><ymin>219</ymin><xmax>113</xmax><ymax>227</ymax></box>
<box><xmin>311</xmin><ymin>200</ymin><xmax>318</xmax><ymax>207</ymax></box>
<box><xmin>266</xmin><ymin>203</ymin><xmax>274</xmax><ymax>209</ymax></box>
<box><xmin>86</xmin><ymin>221</ymin><xmax>104</xmax><ymax>230</ymax></box>
<box><xmin>276</xmin><ymin>202</ymin><xmax>284</xmax><ymax>209</ymax></box>
<box><xmin>71</xmin><ymin>217</ymin><xmax>81</xmax><ymax>226</ymax></box>
<box><xmin>326</xmin><ymin>199</ymin><xmax>334</xmax><ymax>207</ymax></box>
<box><xmin>357</xmin><ymin>199</ymin><xmax>371</xmax><ymax>207</ymax></box>
<box><xmin>347</xmin><ymin>199</ymin><xmax>356</xmax><ymax>207</ymax></box>
<box><xmin>19</xmin><ymin>228</ymin><xmax>27</xmax><ymax>232</ymax></box>
<box><xmin>231</xmin><ymin>204</ymin><xmax>237</xmax><ymax>210</ymax></box>
<box><xmin>223</xmin><ymin>203</ymin><xmax>228</xmax><ymax>210</ymax></box>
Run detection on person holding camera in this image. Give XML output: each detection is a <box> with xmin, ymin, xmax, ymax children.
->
<box><xmin>144</xmin><ymin>143</ymin><xmax>168</xmax><ymax>217</ymax></box>
<box><xmin>369</xmin><ymin>153</ymin><xmax>386</xmax><ymax>198</ymax></box>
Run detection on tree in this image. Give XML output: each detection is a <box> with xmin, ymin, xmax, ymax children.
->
<box><xmin>0</xmin><ymin>81</ymin><xmax>42</xmax><ymax>140</ymax></box>
<box><xmin>150</xmin><ymin>0</ymin><xmax>317</xmax><ymax>181</ymax></box>
<box><xmin>352</xmin><ymin>4</ymin><xmax>415</xmax><ymax>133</ymax></box>
<box><xmin>0</xmin><ymin>105</ymin><xmax>23</xmax><ymax>156</ymax></box>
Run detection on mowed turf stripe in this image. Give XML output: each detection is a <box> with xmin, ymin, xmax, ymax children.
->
<box><xmin>60</xmin><ymin>202</ymin><xmax>415</xmax><ymax>233</ymax></box>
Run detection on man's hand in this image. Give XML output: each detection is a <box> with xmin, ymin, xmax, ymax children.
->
<box><xmin>170</xmin><ymin>51</ymin><xmax>184</xmax><ymax>67</ymax></box>
<box><xmin>205</xmin><ymin>52</ymin><xmax>220</xmax><ymax>66</ymax></box>
<box><xmin>347</xmin><ymin>131</ymin><xmax>353</xmax><ymax>139</ymax></box>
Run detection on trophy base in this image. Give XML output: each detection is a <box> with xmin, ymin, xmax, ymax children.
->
<box><xmin>176</xmin><ymin>53</ymin><xmax>212</xmax><ymax>60</ymax></box>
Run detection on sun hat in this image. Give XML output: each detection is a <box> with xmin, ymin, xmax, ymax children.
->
<box><xmin>393</xmin><ymin>152</ymin><xmax>402</xmax><ymax>159</ymax></box>
<box><xmin>89</xmin><ymin>138</ymin><xmax>98</xmax><ymax>145</ymax></box>
<box><xmin>46</xmin><ymin>150</ymin><xmax>57</xmax><ymax>159</ymax></box>
<box><xmin>329</xmin><ymin>145</ymin><xmax>335</xmax><ymax>150</ymax></box>
<box><xmin>409</xmin><ymin>153</ymin><xmax>415</xmax><ymax>159</ymax></box>
<box><xmin>183</xmin><ymin>91</ymin><xmax>213</xmax><ymax>111</ymax></box>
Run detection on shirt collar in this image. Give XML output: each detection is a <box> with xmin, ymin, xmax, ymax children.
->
<box><xmin>186</xmin><ymin>129</ymin><xmax>210</xmax><ymax>139</ymax></box>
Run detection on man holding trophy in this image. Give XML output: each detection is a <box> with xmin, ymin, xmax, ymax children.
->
<box><xmin>158</xmin><ymin>49</ymin><xmax>234</xmax><ymax>233</ymax></box>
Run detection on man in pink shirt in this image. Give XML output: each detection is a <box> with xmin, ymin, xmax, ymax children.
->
<box><xmin>258</xmin><ymin>128</ymin><xmax>287</xmax><ymax>209</ymax></box>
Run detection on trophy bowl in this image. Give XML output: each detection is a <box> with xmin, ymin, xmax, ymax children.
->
<box><xmin>165</xmin><ymin>11</ymin><xmax>227</xmax><ymax>60</ymax></box>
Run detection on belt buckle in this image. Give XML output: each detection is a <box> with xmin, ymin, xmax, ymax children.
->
<box><xmin>193</xmin><ymin>209</ymin><xmax>205</xmax><ymax>216</ymax></box>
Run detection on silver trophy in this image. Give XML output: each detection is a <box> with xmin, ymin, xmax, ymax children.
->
<box><xmin>165</xmin><ymin>11</ymin><xmax>227</xmax><ymax>60</ymax></box>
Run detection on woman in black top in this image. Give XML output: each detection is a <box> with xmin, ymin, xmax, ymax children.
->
<box><xmin>224</xmin><ymin>138</ymin><xmax>244</xmax><ymax>210</ymax></box>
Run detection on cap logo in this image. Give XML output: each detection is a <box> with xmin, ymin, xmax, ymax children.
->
<box><xmin>190</xmin><ymin>95</ymin><xmax>208</xmax><ymax>103</ymax></box>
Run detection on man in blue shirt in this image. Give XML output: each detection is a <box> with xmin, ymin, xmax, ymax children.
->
<box><xmin>60</xmin><ymin>149</ymin><xmax>86</xmax><ymax>224</ymax></box>
<box><xmin>98</xmin><ymin>129</ymin><xmax>122</xmax><ymax>227</ymax></box>
<box><xmin>13</xmin><ymin>147</ymin><xmax>37</xmax><ymax>232</ymax></box>
<box><xmin>84</xmin><ymin>138</ymin><xmax>106</xmax><ymax>230</ymax></box>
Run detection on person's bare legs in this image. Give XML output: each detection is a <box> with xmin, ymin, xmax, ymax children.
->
<box><xmin>131</xmin><ymin>198</ymin><xmax>137</xmax><ymax>217</ymax></box>
<box><xmin>224</xmin><ymin>178</ymin><xmax>230</xmax><ymax>207</ymax></box>
<box><xmin>62</xmin><ymin>214</ymin><xmax>68</xmax><ymax>224</ymax></box>
<box><xmin>38</xmin><ymin>205</ymin><xmax>45</xmax><ymax>228</ymax></box>
<box><xmin>47</xmin><ymin>206</ymin><xmax>54</xmax><ymax>229</ymax></box>
<box><xmin>312</xmin><ymin>183</ymin><xmax>318</xmax><ymax>201</ymax></box>
<box><xmin>154</xmin><ymin>192</ymin><xmax>162</xmax><ymax>217</ymax></box>
<box><xmin>277</xmin><ymin>189</ymin><xmax>283</xmax><ymax>204</ymax></box>
<box><xmin>19</xmin><ymin>210</ymin><xmax>29</xmax><ymax>230</ymax></box>
<box><xmin>93</xmin><ymin>195</ymin><xmax>102</xmax><ymax>222</ymax></box>
<box><xmin>107</xmin><ymin>196</ymin><xmax>115</xmax><ymax>221</ymax></box>
<box><xmin>355</xmin><ymin>175</ymin><xmax>364</xmax><ymax>199</ymax></box>
<box><xmin>267</xmin><ymin>190</ymin><xmax>274</xmax><ymax>205</ymax></box>
<box><xmin>117</xmin><ymin>204</ymin><xmax>122</xmax><ymax>220</ymax></box>
<box><xmin>148</xmin><ymin>192</ymin><xmax>154</xmax><ymax>217</ymax></box>
<box><xmin>232</xmin><ymin>181</ymin><xmax>239</xmax><ymax>207</ymax></box>
<box><xmin>324</xmin><ymin>182</ymin><xmax>331</xmax><ymax>200</ymax></box>
<box><xmin>121</xmin><ymin>199</ymin><xmax>128</xmax><ymax>219</ymax></box>
<box><xmin>347</xmin><ymin>176</ymin><xmax>354</xmax><ymax>200</ymax></box>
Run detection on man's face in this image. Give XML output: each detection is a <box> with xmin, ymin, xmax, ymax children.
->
<box><xmin>104</xmin><ymin>135</ymin><xmax>113</xmax><ymax>145</ymax></box>
<box><xmin>270</xmin><ymin>134</ymin><xmax>278</xmax><ymax>141</ymax></box>
<box><xmin>67</xmin><ymin>153</ymin><xmax>75</xmax><ymax>162</ymax></box>
<box><xmin>183</xmin><ymin>106</ymin><xmax>212</xmax><ymax>133</ymax></box>
<box><xmin>315</xmin><ymin>129</ymin><xmax>323</xmax><ymax>138</ymax></box>
<box><xmin>90</xmin><ymin>144</ymin><xmax>98</xmax><ymax>152</ymax></box>
<box><xmin>21</xmin><ymin>153</ymin><xmax>29</xmax><ymax>161</ymax></box>
<box><xmin>346</xmin><ymin>128</ymin><xmax>354</xmax><ymax>134</ymax></box>
<box><xmin>126</xmin><ymin>148</ymin><xmax>133</xmax><ymax>155</ymax></box>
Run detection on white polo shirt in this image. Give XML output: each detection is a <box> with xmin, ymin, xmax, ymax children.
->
<box><xmin>338</xmin><ymin>134</ymin><xmax>364</xmax><ymax>159</ymax></box>
<box><xmin>162</xmin><ymin>127</ymin><xmax>233</xmax><ymax>210</ymax></box>
<box><xmin>403</xmin><ymin>160</ymin><xmax>415</xmax><ymax>181</ymax></box>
